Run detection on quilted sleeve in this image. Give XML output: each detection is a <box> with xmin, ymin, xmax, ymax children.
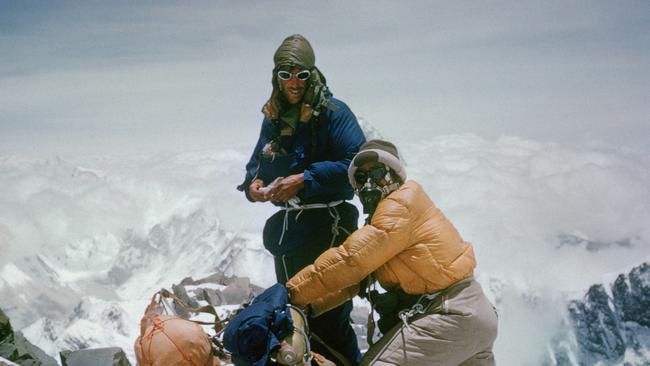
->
<box><xmin>287</xmin><ymin>196</ymin><xmax>412</xmax><ymax>309</ymax></box>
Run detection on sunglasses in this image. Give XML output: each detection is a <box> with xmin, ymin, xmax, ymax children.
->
<box><xmin>354</xmin><ymin>166</ymin><xmax>388</xmax><ymax>186</ymax></box>
<box><xmin>277</xmin><ymin>69</ymin><xmax>311</xmax><ymax>81</ymax></box>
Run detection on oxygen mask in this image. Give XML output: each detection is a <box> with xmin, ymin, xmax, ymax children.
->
<box><xmin>358</xmin><ymin>180</ymin><xmax>383</xmax><ymax>216</ymax></box>
<box><xmin>355</xmin><ymin>166</ymin><xmax>393</xmax><ymax>218</ymax></box>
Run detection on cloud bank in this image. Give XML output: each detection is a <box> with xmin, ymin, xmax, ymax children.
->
<box><xmin>1</xmin><ymin>1</ymin><xmax>648</xmax><ymax>156</ymax></box>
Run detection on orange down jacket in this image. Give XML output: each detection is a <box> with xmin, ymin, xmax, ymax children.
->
<box><xmin>287</xmin><ymin>180</ymin><xmax>476</xmax><ymax>316</ymax></box>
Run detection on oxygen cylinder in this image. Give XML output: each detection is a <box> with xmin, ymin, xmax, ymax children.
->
<box><xmin>276</xmin><ymin>307</ymin><xmax>308</xmax><ymax>365</ymax></box>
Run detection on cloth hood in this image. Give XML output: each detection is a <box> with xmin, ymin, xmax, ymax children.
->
<box><xmin>273</xmin><ymin>34</ymin><xmax>315</xmax><ymax>69</ymax></box>
<box><xmin>348</xmin><ymin>139</ymin><xmax>407</xmax><ymax>188</ymax></box>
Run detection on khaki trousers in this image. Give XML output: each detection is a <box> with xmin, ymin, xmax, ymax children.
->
<box><xmin>360</xmin><ymin>278</ymin><xmax>498</xmax><ymax>366</ymax></box>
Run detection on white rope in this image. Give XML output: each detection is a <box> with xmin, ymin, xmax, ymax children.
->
<box><xmin>396</xmin><ymin>292</ymin><xmax>445</xmax><ymax>364</ymax></box>
<box><xmin>327</xmin><ymin>205</ymin><xmax>341</xmax><ymax>248</ymax></box>
<box><xmin>276</xmin><ymin>199</ymin><xmax>345</xmax><ymax>247</ymax></box>
<box><xmin>398</xmin><ymin>303</ymin><xmax>425</xmax><ymax>332</ymax></box>
<box><xmin>282</xmin><ymin>254</ymin><xmax>290</xmax><ymax>283</ymax></box>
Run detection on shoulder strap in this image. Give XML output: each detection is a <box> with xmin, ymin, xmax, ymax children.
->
<box><xmin>157</xmin><ymin>288</ymin><xmax>227</xmax><ymax>334</ymax></box>
<box><xmin>310</xmin><ymin>332</ymin><xmax>354</xmax><ymax>366</ymax></box>
<box><xmin>363</xmin><ymin>274</ymin><xmax>377</xmax><ymax>347</ymax></box>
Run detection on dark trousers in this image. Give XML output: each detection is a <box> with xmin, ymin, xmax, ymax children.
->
<box><xmin>268</xmin><ymin>202</ymin><xmax>362</xmax><ymax>365</ymax></box>
<box><xmin>275</xmin><ymin>254</ymin><xmax>361</xmax><ymax>366</ymax></box>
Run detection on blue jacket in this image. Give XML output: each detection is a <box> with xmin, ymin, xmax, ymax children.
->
<box><xmin>223</xmin><ymin>284</ymin><xmax>293</xmax><ymax>366</ymax></box>
<box><xmin>238</xmin><ymin>98</ymin><xmax>366</xmax><ymax>206</ymax></box>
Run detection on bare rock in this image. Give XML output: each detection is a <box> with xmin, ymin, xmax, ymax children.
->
<box><xmin>60</xmin><ymin>347</ymin><xmax>131</xmax><ymax>366</ymax></box>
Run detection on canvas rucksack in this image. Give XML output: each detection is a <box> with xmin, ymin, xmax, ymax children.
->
<box><xmin>134</xmin><ymin>289</ymin><xmax>222</xmax><ymax>366</ymax></box>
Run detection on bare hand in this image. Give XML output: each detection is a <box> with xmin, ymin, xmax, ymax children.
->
<box><xmin>267</xmin><ymin>173</ymin><xmax>304</xmax><ymax>202</ymax></box>
<box><xmin>248</xmin><ymin>179</ymin><xmax>268</xmax><ymax>202</ymax></box>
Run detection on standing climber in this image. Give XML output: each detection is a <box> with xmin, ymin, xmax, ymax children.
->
<box><xmin>238</xmin><ymin>34</ymin><xmax>366</xmax><ymax>365</ymax></box>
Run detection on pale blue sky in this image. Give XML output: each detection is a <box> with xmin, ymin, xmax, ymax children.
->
<box><xmin>1</xmin><ymin>1</ymin><xmax>648</xmax><ymax>156</ymax></box>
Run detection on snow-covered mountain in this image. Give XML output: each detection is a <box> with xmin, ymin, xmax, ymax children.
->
<box><xmin>1</xmin><ymin>131</ymin><xmax>648</xmax><ymax>365</ymax></box>
<box><xmin>0</xmin><ymin>149</ymin><xmax>274</xmax><ymax>363</ymax></box>
<box><xmin>548</xmin><ymin>262</ymin><xmax>650</xmax><ymax>366</ymax></box>
<box><xmin>11</xmin><ymin>207</ymin><xmax>273</xmax><ymax>363</ymax></box>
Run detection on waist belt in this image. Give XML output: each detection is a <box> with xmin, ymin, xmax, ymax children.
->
<box><xmin>276</xmin><ymin>199</ymin><xmax>346</xmax><ymax>248</ymax></box>
<box><xmin>280</xmin><ymin>198</ymin><xmax>345</xmax><ymax>212</ymax></box>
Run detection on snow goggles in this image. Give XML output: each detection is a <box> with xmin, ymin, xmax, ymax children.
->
<box><xmin>277</xmin><ymin>69</ymin><xmax>311</xmax><ymax>81</ymax></box>
<box><xmin>354</xmin><ymin>166</ymin><xmax>388</xmax><ymax>186</ymax></box>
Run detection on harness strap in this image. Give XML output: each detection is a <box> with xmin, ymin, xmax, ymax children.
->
<box><xmin>365</xmin><ymin>275</ymin><xmax>377</xmax><ymax>347</ymax></box>
<box><xmin>400</xmin><ymin>325</ymin><xmax>408</xmax><ymax>364</ymax></box>
<box><xmin>277</xmin><ymin>200</ymin><xmax>345</xmax><ymax>247</ymax></box>
<box><xmin>380</xmin><ymin>277</ymin><xmax>474</xmax><ymax>363</ymax></box>
<box><xmin>281</xmin><ymin>199</ymin><xmax>345</xmax><ymax>211</ymax></box>
<box><xmin>155</xmin><ymin>288</ymin><xmax>239</xmax><ymax>359</ymax></box>
<box><xmin>157</xmin><ymin>288</ymin><xmax>225</xmax><ymax>334</ymax></box>
<box><xmin>396</xmin><ymin>297</ymin><xmax>438</xmax><ymax>365</ymax></box>
<box><xmin>310</xmin><ymin>332</ymin><xmax>354</xmax><ymax>366</ymax></box>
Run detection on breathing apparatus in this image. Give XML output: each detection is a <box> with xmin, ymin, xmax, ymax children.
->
<box><xmin>355</xmin><ymin>165</ymin><xmax>401</xmax><ymax>221</ymax></box>
<box><xmin>273</xmin><ymin>305</ymin><xmax>311</xmax><ymax>366</ymax></box>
